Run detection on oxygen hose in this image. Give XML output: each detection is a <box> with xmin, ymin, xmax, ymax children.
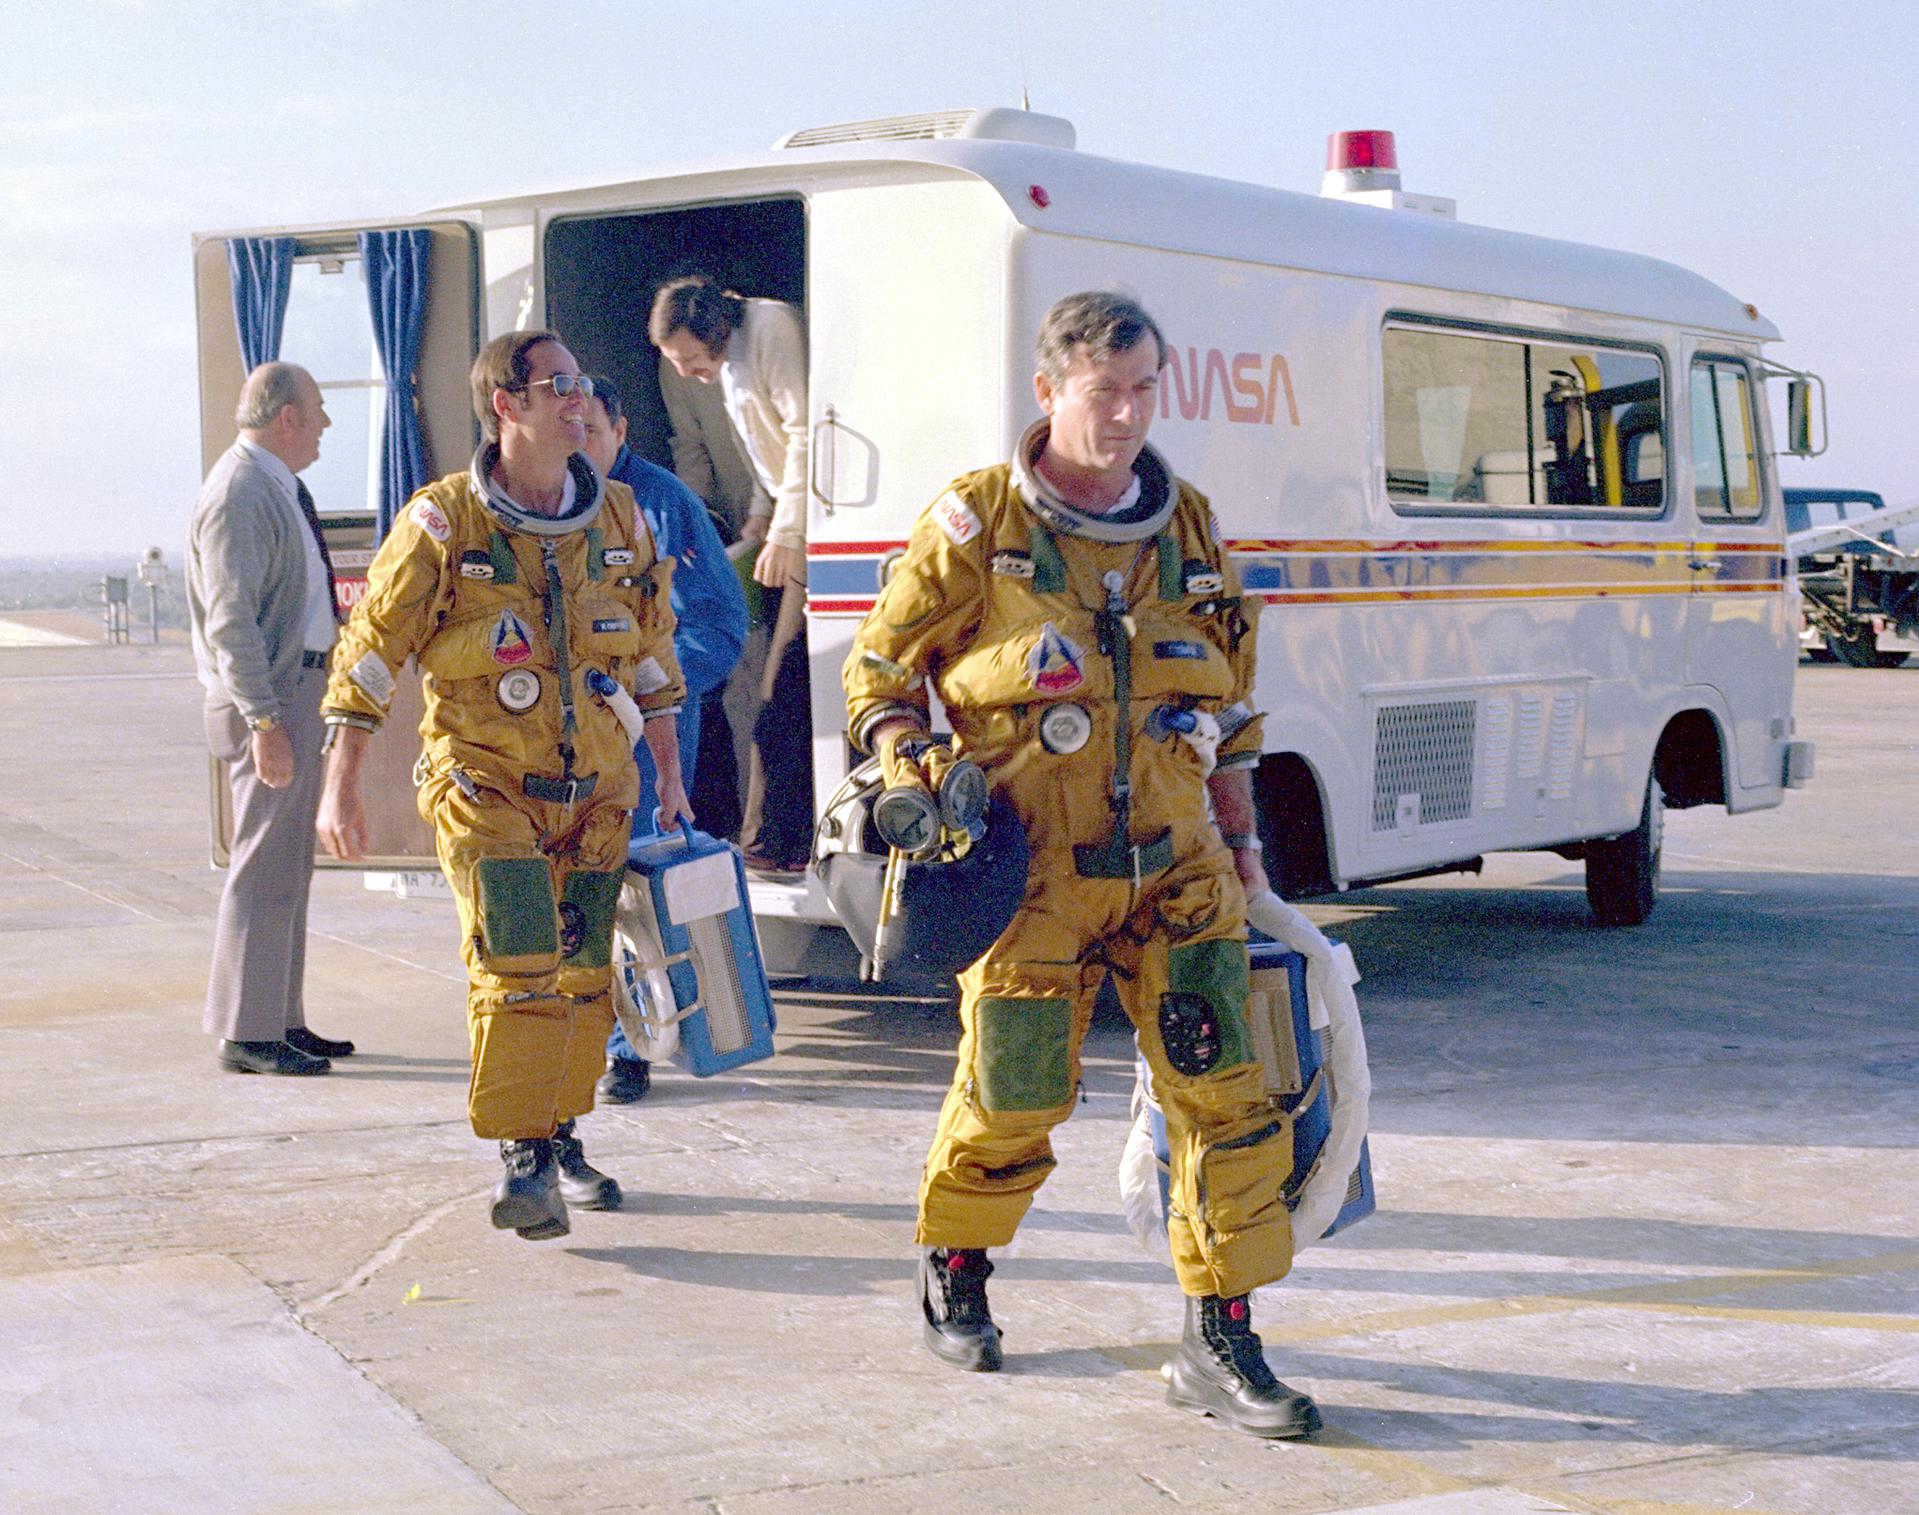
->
<box><xmin>584</xmin><ymin>669</ymin><xmax>646</xmax><ymax>746</ymax></box>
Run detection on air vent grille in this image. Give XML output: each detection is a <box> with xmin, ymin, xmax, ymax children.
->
<box><xmin>778</xmin><ymin>111</ymin><xmax>979</xmax><ymax>149</ymax></box>
<box><xmin>774</xmin><ymin>108</ymin><xmax>1076</xmax><ymax>152</ymax></box>
<box><xmin>1372</xmin><ymin>700</ymin><xmax>1477</xmax><ymax>831</ymax></box>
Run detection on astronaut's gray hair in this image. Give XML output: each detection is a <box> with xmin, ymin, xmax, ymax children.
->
<box><xmin>235</xmin><ymin>362</ymin><xmax>312</xmax><ymax>430</ymax></box>
<box><xmin>1034</xmin><ymin>291</ymin><xmax>1166</xmax><ymax>385</ymax></box>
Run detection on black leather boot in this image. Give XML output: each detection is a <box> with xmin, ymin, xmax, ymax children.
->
<box><xmin>1166</xmin><ymin>1293</ymin><xmax>1321</xmax><ymax>1438</ymax></box>
<box><xmin>551</xmin><ymin>1119</ymin><xmax>621</xmax><ymax>1210</ymax></box>
<box><xmin>490</xmin><ymin>1139</ymin><xmax>569</xmax><ymax>1241</ymax></box>
<box><xmin>919</xmin><ymin>1248</ymin><xmax>1002</xmax><ymax>1372</ymax></box>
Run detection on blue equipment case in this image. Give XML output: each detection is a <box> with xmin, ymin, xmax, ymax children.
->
<box><xmin>1144</xmin><ymin>941</ymin><xmax>1374</xmax><ymax>1236</ymax></box>
<box><xmin>619</xmin><ymin>823</ymin><xmax>777</xmax><ymax>1077</ymax></box>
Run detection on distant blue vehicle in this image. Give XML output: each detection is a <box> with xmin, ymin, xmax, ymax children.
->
<box><xmin>1785</xmin><ymin>487</ymin><xmax>1917</xmax><ymax>667</ymax></box>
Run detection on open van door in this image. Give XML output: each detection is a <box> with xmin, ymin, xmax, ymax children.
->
<box><xmin>803</xmin><ymin>175</ymin><xmax>1013</xmax><ymax>807</ymax></box>
<box><xmin>193</xmin><ymin>218</ymin><xmax>480</xmax><ymax>867</ymax></box>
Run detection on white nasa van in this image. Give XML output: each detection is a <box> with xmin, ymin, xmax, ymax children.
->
<box><xmin>192</xmin><ymin>107</ymin><xmax>1817</xmax><ymax>941</ymax></box>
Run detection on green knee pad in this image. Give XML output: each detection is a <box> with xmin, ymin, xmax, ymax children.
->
<box><xmin>474</xmin><ymin>857</ymin><xmax>557</xmax><ymax>969</ymax></box>
<box><xmin>558</xmin><ymin>870</ymin><xmax>624</xmax><ymax>968</ymax></box>
<box><xmin>973</xmin><ymin>997</ymin><xmax>1073</xmax><ymax>1111</ymax></box>
<box><xmin>1159</xmin><ymin>938</ymin><xmax>1255</xmax><ymax>1078</ymax></box>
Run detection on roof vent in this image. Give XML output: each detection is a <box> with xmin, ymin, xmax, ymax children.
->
<box><xmin>774</xmin><ymin>108</ymin><xmax>1075</xmax><ymax>151</ymax></box>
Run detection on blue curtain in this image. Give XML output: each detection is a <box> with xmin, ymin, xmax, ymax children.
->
<box><xmin>226</xmin><ymin>237</ymin><xmax>295</xmax><ymax>371</ymax></box>
<box><xmin>360</xmin><ymin>229</ymin><xmax>433</xmax><ymax>540</ymax></box>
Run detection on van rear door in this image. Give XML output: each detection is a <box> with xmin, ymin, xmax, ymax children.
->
<box><xmin>193</xmin><ymin>219</ymin><xmax>480</xmax><ymax>867</ymax></box>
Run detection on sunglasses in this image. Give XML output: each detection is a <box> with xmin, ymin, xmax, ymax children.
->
<box><xmin>519</xmin><ymin>374</ymin><xmax>596</xmax><ymax>399</ymax></box>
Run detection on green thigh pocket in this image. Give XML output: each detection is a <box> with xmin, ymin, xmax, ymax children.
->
<box><xmin>475</xmin><ymin>857</ymin><xmax>557</xmax><ymax>961</ymax></box>
<box><xmin>559</xmin><ymin>870</ymin><xmax>624</xmax><ymax>967</ymax></box>
<box><xmin>974</xmin><ymin>997</ymin><xmax>1073</xmax><ymax>1111</ymax></box>
<box><xmin>1164</xmin><ymin>938</ymin><xmax>1254</xmax><ymax>1075</ymax></box>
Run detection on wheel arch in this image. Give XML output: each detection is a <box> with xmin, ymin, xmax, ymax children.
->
<box><xmin>1252</xmin><ymin>750</ymin><xmax>1337</xmax><ymax>899</ymax></box>
<box><xmin>1652</xmin><ymin>706</ymin><xmax>1729</xmax><ymax>811</ymax></box>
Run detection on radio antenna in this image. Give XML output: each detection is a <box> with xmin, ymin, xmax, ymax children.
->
<box><xmin>1015</xmin><ymin>0</ymin><xmax>1031</xmax><ymax>111</ymax></box>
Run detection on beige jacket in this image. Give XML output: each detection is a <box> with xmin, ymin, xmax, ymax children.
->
<box><xmin>718</xmin><ymin>299</ymin><xmax>809</xmax><ymax>554</ymax></box>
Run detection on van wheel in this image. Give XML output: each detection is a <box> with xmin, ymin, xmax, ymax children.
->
<box><xmin>1586</xmin><ymin>776</ymin><xmax>1662</xmax><ymax>927</ymax></box>
<box><xmin>1875</xmin><ymin>648</ymin><xmax>1912</xmax><ymax>668</ymax></box>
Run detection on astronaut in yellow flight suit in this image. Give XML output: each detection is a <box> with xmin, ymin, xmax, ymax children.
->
<box><xmin>844</xmin><ymin>293</ymin><xmax>1320</xmax><ymax>1438</ymax></box>
<box><xmin>318</xmin><ymin>331</ymin><xmax>688</xmax><ymax>1243</ymax></box>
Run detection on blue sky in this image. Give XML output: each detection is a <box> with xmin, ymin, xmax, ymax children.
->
<box><xmin>2</xmin><ymin>0</ymin><xmax>1914</xmax><ymax>557</ymax></box>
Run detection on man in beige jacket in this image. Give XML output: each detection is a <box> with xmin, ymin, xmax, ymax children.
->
<box><xmin>651</xmin><ymin>275</ymin><xmax>813</xmax><ymax>875</ymax></box>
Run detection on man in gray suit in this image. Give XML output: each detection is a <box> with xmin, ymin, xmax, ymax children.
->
<box><xmin>188</xmin><ymin>361</ymin><xmax>354</xmax><ymax>1075</ymax></box>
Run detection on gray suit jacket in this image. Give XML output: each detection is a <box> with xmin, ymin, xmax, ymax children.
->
<box><xmin>187</xmin><ymin>443</ymin><xmax>311</xmax><ymax>739</ymax></box>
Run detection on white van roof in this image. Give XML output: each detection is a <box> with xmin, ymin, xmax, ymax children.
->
<box><xmin>451</xmin><ymin>134</ymin><xmax>1779</xmax><ymax>343</ymax></box>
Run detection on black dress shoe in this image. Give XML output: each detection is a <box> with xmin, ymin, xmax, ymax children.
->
<box><xmin>596</xmin><ymin>1057</ymin><xmax>651</xmax><ymax>1104</ymax></box>
<box><xmin>286</xmin><ymin>1027</ymin><xmax>355</xmax><ymax>1059</ymax></box>
<box><xmin>218</xmin><ymin>1039</ymin><xmax>330</xmax><ymax>1076</ymax></box>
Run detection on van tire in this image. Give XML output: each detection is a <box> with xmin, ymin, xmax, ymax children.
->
<box><xmin>1586</xmin><ymin>776</ymin><xmax>1662</xmax><ymax>927</ymax></box>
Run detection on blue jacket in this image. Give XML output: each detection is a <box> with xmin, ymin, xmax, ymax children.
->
<box><xmin>611</xmin><ymin>447</ymin><xmax>746</xmax><ymax>699</ymax></box>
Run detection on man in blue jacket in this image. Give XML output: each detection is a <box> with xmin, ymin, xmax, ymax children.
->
<box><xmin>582</xmin><ymin>376</ymin><xmax>747</xmax><ymax>1102</ymax></box>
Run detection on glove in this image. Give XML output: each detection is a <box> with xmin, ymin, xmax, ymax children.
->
<box><xmin>918</xmin><ymin>741</ymin><xmax>963</xmax><ymax>801</ymax></box>
<box><xmin>877</xmin><ymin>725</ymin><xmax>937</xmax><ymax>795</ymax></box>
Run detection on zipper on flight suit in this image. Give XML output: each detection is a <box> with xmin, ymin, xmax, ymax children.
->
<box><xmin>537</xmin><ymin>538</ymin><xmax>585</xmax><ymax>807</ymax></box>
<box><xmin>1067</xmin><ymin>540</ymin><xmax>1174</xmax><ymax>887</ymax></box>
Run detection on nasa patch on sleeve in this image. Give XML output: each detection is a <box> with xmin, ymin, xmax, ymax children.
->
<box><xmin>411</xmin><ymin>498</ymin><xmax>451</xmax><ymax>543</ymax></box>
<box><xmin>932</xmin><ymin>491</ymin><xmax>981</xmax><ymax>546</ymax></box>
<box><xmin>347</xmin><ymin>650</ymin><xmax>394</xmax><ymax>706</ymax></box>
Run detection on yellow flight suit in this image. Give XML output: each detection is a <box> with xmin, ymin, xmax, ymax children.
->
<box><xmin>324</xmin><ymin>450</ymin><xmax>684</xmax><ymax>1139</ymax></box>
<box><xmin>845</xmin><ymin>424</ymin><xmax>1292</xmax><ymax>1300</ymax></box>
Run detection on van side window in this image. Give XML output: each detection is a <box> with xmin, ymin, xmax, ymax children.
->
<box><xmin>1384</xmin><ymin>325</ymin><xmax>1664</xmax><ymax>513</ymax></box>
<box><xmin>1690</xmin><ymin>359</ymin><xmax>1763</xmax><ymax>521</ymax></box>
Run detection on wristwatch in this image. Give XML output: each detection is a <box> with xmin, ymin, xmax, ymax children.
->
<box><xmin>246</xmin><ymin>713</ymin><xmax>282</xmax><ymax>734</ymax></box>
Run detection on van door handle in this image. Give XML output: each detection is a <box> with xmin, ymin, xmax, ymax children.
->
<box><xmin>1688</xmin><ymin>557</ymin><xmax>1723</xmax><ymax>573</ymax></box>
<box><xmin>809</xmin><ymin>404</ymin><xmax>839</xmax><ymax>517</ymax></box>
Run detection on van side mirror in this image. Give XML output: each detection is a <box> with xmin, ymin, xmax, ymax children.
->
<box><xmin>1787</xmin><ymin>378</ymin><xmax>1816</xmax><ymax>457</ymax></box>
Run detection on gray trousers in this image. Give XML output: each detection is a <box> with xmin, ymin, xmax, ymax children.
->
<box><xmin>202</xmin><ymin>668</ymin><xmax>325</xmax><ymax>1042</ymax></box>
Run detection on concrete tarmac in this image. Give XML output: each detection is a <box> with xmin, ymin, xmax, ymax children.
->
<box><xmin>0</xmin><ymin>641</ymin><xmax>1914</xmax><ymax>1515</ymax></box>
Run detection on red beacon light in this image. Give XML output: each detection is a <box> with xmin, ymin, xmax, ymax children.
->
<box><xmin>1320</xmin><ymin>129</ymin><xmax>1456</xmax><ymax>221</ymax></box>
<box><xmin>1323</xmin><ymin>130</ymin><xmax>1401</xmax><ymax>193</ymax></box>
